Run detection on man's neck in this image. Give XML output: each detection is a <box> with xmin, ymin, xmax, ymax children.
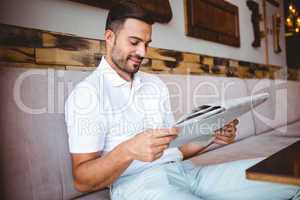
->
<box><xmin>104</xmin><ymin>56</ymin><xmax>133</xmax><ymax>82</ymax></box>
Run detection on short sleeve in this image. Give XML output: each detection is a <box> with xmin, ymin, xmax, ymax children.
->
<box><xmin>64</xmin><ymin>82</ymin><xmax>106</xmax><ymax>153</ymax></box>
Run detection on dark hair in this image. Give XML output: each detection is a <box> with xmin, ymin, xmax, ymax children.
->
<box><xmin>105</xmin><ymin>1</ymin><xmax>154</xmax><ymax>32</ymax></box>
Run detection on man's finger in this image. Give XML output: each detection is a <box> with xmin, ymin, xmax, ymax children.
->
<box><xmin>213</xmin><ymin>138</ymin><xmax>229</xmax><ymax>145</ymax></box>
<box><xmin>215</xmin><ymin>134</ymin><xmax>235</xmax><ymax>142</ymax></box>
<box><xmin>223</xmin><ymin>126</ymin><xmax>236</xmax><ymax>134</ymax></box>
<box><xmin>153</xmin><ymin>136</ymin><xmax>176</xmax><ymax>146</ymax></box>
<box><xmin>214</xmin><ymin>136</ymin><xmax>234</xmax><ymax>145</ymax></box>
<box><xmin>220</xmin><ymin>130</ymin><xmax>236</xmax><ymax>138</ymax></box>
<box><xmin>233</xmin><ymin>119</ymin><xmax>239</xmax><ymax>125</ymax></box>
<box><xmin>152</xmin><ymin>128</ymin><xmax>180</xmax><ymax>138</ymax></box>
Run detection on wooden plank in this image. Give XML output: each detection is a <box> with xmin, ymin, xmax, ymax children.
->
<box><xmin>146</xmin><ymin>48</ymin><xmax>201</xmax><ymax>63</ymax></box>
<box><xmin>0</xmin><ymin>23</ymin><xmax>42</xmax><ymax>47</ymax></box>
<box><xmin>146</xmin><ymin>48</ymin><xmax>177</xmax><ymax>62</ymax></box>
<box><xmin>36</xmin><ymin>48</ymin><xmax>101</xmax><ymax>66</ymax></box>
<box><xmin>146</xmin><ymin>58</ymin><xmax>205</xmax><ymax>75</ymax></box>
<box><xmin>36</xmin><ymin>34</ymin><xmax>101</xmax><ymax>66</ymax></box>
<box><xmin>172</xmin><ymin>62</ymin><xmax>204</xmax><ymax>75</ymax></box>
<box><xmin>246</xmin><ymin>141</ymin><xmax>300</xmax><ymax>186</ymax></box>
<box><xmin>272</xmin><ymin>68</ymin><xmax>285</xmax><ymax>80</ymax></box>
<box><xmin>210</xmin><ymin>65</ymin><xmax>227</xmax><ymax>75</ymax></box>
<box><xmin>288</xmin><ymin>69</ymin><xmax>300</xmax><ymax>81</ymax></box>
<box><xmin>213</xmin><ymin>57</ymin><xmax>229</xmax><ymax>66</ymax></box>
<box><xmin>187</xmin><ymin>62</ymin><xmax>205</xmax><ymax>74</ymax></box>
<box><xmin>229</xmin><ymin>59</ymin><xmax>239</xmax><ymax>68</ymax></box>
<box><xmin>239</xmin><ymin>66</ymin><xmax>256</xmax><ymax>78</ymax></box>
<box><xmin>150</xmin><ymin>59</ymin><xmax>170</xmax><ymax>72</ymax></box>
<box><xmin>255</xmin><ymin>70</ymin><xmax>270</xmax><ymax>79</ymax></box>
<box><xmin>100</xmin><ymin>40</ymin><xmax>106</xmax><ymax>55</ymax></box>
<box><xmin>0</xmin><ymin>47</ymin><xmax>35</xmax><ymax>63</ymax></box>
<box><xmin>246</xmin><ymin>171</ymin><xmax>300</xmax><ymax>186</ymax></box>
<box><xmin>202</xmin><ymin>56</ymin><xmax>214</xmax><ymax>66</ymax></box>
<box><xmin>42</xmin><ymin>32</ymin><xmax>100</xmax><ymax>51</ymax></box>
<box><xmin>182</xmin><ymin>53</ymin><xmax>200</xmax><ymax>63</ymax></box>
<box><xmin>227</xmin><ymin>66</ymin><xmax>239</xmax><ymax>77</ymax></box>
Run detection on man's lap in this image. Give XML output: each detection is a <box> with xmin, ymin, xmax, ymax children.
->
<box><xmin>111</xmin><ymin>158</ymin><xmax>300</xmax><ymax>200</ymax></box>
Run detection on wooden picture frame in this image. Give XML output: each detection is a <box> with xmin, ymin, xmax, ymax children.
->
<box><xmin>266</xmin><ymin>0</ymin><xmax>280</xmax><ymax>7</ymax></box>
<box><xmin>184</xmin><ymin>0</ymin><xmax>240</xmax><ymax>47</ymax></box>
<box><xmin>69</xmin><ymin>0</ymin><xmax>173</xmax><ymax>23</ymax></box>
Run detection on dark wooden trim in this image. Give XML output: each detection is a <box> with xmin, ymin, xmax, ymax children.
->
<box><xmin>266</xmin><ymin>0</ymin><xmax>280</xmax><ymax>7</ymax></box>
<box><xmin>69</xmin><ymin>0</ymin><xmax>173</xmax><ymax>23</ymax></box>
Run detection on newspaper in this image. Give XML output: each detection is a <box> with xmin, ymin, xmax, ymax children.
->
<box><xmin>169</xmin><ymin>93</ymin><xmax>269</xmax><ymax>147</ymax></box>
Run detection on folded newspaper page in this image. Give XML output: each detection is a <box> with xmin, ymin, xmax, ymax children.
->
<box><xmin>169</xmin><ymin>93</ymin><xmax>269</xmax><ymax>147</ymax></box>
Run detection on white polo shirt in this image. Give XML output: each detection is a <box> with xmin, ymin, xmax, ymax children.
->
<box><xmin>65</xmin><ymin>57</ymin><xmax>183</xmax><ymax>176</ymax></box>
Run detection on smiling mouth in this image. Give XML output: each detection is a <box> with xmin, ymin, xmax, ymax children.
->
<box><xmin>129</xmin><ymin>57</ymin><xmax>142</xmax><ymax>65</ymax></box>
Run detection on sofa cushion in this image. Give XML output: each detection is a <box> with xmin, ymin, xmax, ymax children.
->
<box><xmin>190</xmin><ymin>122</ymin><xmax>300</xmax><ymax>166</ymax></box>
<box><xmin>73</xmin><ymin>190</ymin><xmax>110</xmax><ymax>200</ymax></box>
<box><xmin>158</xmin><ymin>74</ymin><xmax>256</xmax><ymax>141</ymax></box>
<box><xmin>245</xmin><ymin>79</ymin><xmax>289</xmax><ymax>135</ymax></box>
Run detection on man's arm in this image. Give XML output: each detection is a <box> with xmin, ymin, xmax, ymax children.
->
<box><xmin>71</xmin><ymin>128</ymin><xmax>178</xmax><ymax>193</ymax></box>
<box><xmin>71</xmin><ymin>143</ymin><xmax>132</xmax><ymax>193</ymax></box>
<box><xmin>179</xmin><ymin>119</ymin><xmax>239</xmax><ymax>160</ymax></box>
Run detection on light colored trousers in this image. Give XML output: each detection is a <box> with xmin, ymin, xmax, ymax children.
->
<box><xmin>111</xmin><ymin>158</ymin><xmax>300</xmax><ymax>200</ymax></box>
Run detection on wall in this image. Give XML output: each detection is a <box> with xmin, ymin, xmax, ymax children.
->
<box><xmin>0</xmin><ymin>0</ymin><xmax>286</xmax><ymax>67</ymax></box>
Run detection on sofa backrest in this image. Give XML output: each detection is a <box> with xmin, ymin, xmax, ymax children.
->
<box><xmin>245</xmin><ymin>79</ymin><xmax>300</xmax><ymax>135</ymax></box>
<box><xmin>1</xmin><ymin>67</ymin><xmax>89</xmax><ymax>200</ymax></box>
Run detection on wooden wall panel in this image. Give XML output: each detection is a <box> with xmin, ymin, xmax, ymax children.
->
<box><xmin>36</xmin><ymin>33</ymin><xmax>101</xmax><ymax>67</ymax></box>
<box><xmin>0</xmin><ymin>23</ymin><xmax>298</xmax><ymax>81</ymax></box>
<box><xmin>0</xmin><ymin>47</ymin><xmax>35</xmax><ymax>63</ymax></box>
<box><xmin>0</xmin><ymin>24</ymin><xmax>42</xmax><ymax>47</ymax></box>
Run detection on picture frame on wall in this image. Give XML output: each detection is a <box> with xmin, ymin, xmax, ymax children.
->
<box><xmin>184</xmin><ymin>0</ymin><xmax>240</xmax><ymax>47</ymax></box>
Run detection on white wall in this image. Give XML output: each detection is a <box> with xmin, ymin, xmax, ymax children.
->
<box><xmin>0</xmin><ymin>0</ymin><xmax>286</xmax><ymax>67</ymax></box>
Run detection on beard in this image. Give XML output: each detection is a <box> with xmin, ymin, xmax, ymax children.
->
<box><xmin>111</xmin><ymin>45</ymin><xmax>143</xmax><ymax>75</ymax></box>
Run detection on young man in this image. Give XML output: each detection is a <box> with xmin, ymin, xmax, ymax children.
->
<box><xmin>65</xmin><ymin>2</ymin><xmax>300</xmax><ymax>199</ymax></box>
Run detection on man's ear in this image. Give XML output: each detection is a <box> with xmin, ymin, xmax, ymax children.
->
<box><xmin>104</xmin><ymin>30</ymin><xmax>115</xmax><ymax>47</ymax></box>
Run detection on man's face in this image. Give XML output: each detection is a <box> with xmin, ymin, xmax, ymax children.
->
<box><xmin>109</xmin><ymin>18</ymin><xmax>152</xmax><ymax>75</ymax></box>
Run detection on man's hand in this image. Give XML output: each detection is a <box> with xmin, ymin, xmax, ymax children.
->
<box><xmin>213</xmin><ymin>119</ymin><xmax>239</xmax><ymax>145</ymax></box>
<box><xmin>123</xmin><ymin>128</ymin><xmax>179</xmax><ymax>162</ymax></box>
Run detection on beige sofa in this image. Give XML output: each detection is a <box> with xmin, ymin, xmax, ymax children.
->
<box><xmin>1</xmin><ymin>66</ymin><xmax>300</xmax><ymax>200</ymax></box>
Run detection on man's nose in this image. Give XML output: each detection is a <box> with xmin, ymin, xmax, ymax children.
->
<box><xmin>136</xmin><ymin>44</ymin><xmax>146</xmax><ymax>58</ymax></box>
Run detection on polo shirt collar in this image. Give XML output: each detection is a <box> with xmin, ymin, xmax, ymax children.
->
<box><xmin>97</xmin><ymin>57</ymin><xmax>141</xmax><ymax>87</ymax></box>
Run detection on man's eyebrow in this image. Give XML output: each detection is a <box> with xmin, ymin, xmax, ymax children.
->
<box><xmin>129</xmin><ymin>36</ymin><xmax>152</xmax><ymax>44</ymax></box>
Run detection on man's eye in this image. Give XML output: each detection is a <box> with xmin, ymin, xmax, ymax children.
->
<box><xmin>130</xmin><ymin>41</ymin><xmax>138</xmax><ymax>46</ymax></box>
